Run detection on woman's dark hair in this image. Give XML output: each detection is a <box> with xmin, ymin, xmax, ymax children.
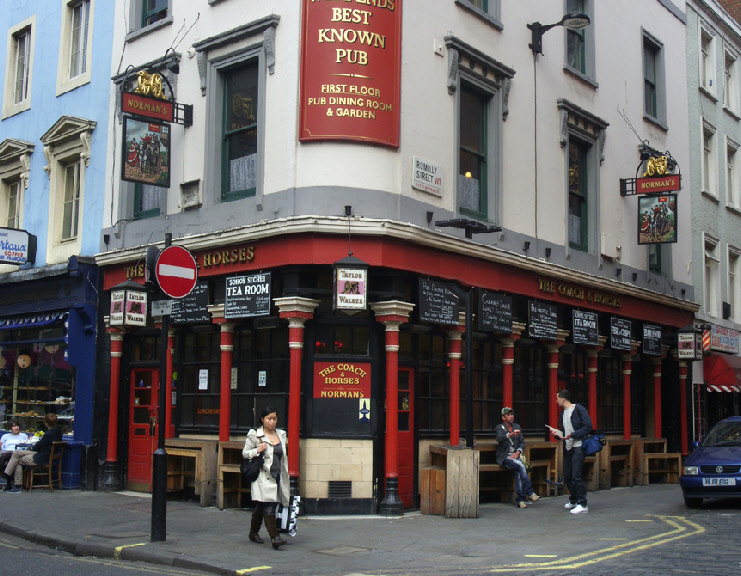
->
<box><xmin>259</xmin><ymin>406</ymin><xmax>278</xmax><ymax>421</ymax></box>
<box><xmin>8</xmin><ymin>420</ymin><xmax>19</xmax><ymax>428</ymax></box>
<box><xmin>44</xmin><ymin>413</ymin><xmax>58</xmax><ymax>427</ymax></box>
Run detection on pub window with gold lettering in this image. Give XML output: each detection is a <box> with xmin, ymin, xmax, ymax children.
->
<box><xmin>222</xmin><ymin>62</ymin><xmax>258</xmax><ymax>201</ymax></box>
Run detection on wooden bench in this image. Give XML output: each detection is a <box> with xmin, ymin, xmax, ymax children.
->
<box><xmin>634</xmin><ymin>438</ymin><xmax>681</xmax><ymax>485</ymax></box>
<box><xmin>165</xmin><ymin>438</ymin><xmax>218</xmax><ymax>507</ymax></box>
<box><xmin>217</xmin><ymin>440</ymin><xmax>251</xmax><ymax>510</ymax></box>
<box><xmin>600</xmin><ymin>439</ymin><xmax>635</xmax><ymax>489</ymax></box>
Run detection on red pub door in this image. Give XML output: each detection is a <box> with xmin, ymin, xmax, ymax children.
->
<box><xmin>397</xmin><ymin>367</ymin><xmax>414</xmax><ymax>508</ymax></box>
<box><xmin>128</xmin><ymin>368</ymin><xmax>159</xmax><ymax>492</ymax></box>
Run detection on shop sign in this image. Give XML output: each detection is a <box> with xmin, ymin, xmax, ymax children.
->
<box><xmin>678</xmin><ymin>332</ymin><xmax>700</xmax><ymax>360</ymax></box>
<box><xmin>110</xmin><ymin>290</ymin><xmax>125</xmax><ymax>326</ymax></box>
<box><xmin>299</xmin><ymin>0</ymin><xmax>402</xmax><ymax>147</ymax></box>
<box><xmin>122</xmin><ymin>92</ymin><xmax>174</xmax><ymax>122</ymax></box>
<box><xmin>637</xmin><ymin>174</ymin><xmax>680</xmax><ymax>193</ymax></box>
<box><xmin>0</xmin><ymin>227</ymin><xmax>36</xmax><ymax>265</ymax></box>
<box><xmin>224</xmin><ymin>273</ymin><xmax>271</xmax><ymax>319</ymax></box>
<box><xmin>529</xmin><ymin>301</ymin><xmax>557</xmax><ymax>340</ymax></box>
<box><xmin>151</xmin><ymin>299</ymin><xmax>173</xmax><ymax>317</ymax></box>
<box><xmin>314</xmin><ymin>361</ymin><xmax>371</xmax><ymax>399</ymax></box>
<box><xmin>125</xmin><ymin>290</ymin><xmax>147</xmax><ymax>327</ymax></box>
<box><xmin>335</xmin><ymin>266</ymin><xmax>367</xmax><ymax>311</ymax></box>
<box><xmin>711</xmin><ymin>325</ymin><xmax>740</xmax><ymax>355</ymax></box>
<box><xmin>419</xmin><ymin>278</ymin><xmax>459</xmax><ymax>326</ymax></box>
<box><xmin>171</xmin><ymin>281</ymin><xmax>211</xmax><ymax>324</ymax></box>
<box><xmin>412</xmin><ymin>157</ymin><xmax>443</xmax><ymax>196</ymax></box>
<box><xmin>538</xmin><ymin>278</ymin><xmax>621</xmax><ymax>308</ymax></box>
<box><xmin>572</xmin><ymin>310</ymin><xmax>599</xmax><ymax>345</ymax></box>
<box><xmin>643</xmin><ymin>324</ymin><xmax>662</xmax><ymax>356</ymax></box>
<box><xmin>611</xmin><ymin>317</ymin><xmax>632</xmax><ymax>351</ymax></box>
<box><xmin>478</xmin><ymin>291</ymin><xmax>512</xmax><ymax>333</ymax></box>
<box><xmin>121</xmin><ymin>117</ymin><xmax>170</xmax><ymax>188</ymax></box>
<box><xmin>638</xmin><ymin>194</ymin><xmax>677</xmax><ymax>245</ymax></box>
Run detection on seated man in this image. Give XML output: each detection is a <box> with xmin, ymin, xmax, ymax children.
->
<box><xmin>0</xmin><ymin>420</ymin><xmax>30</xmax><ymax>489</ymax></box>
<box><xmin>4</xmin><ymin>413</ymin><xmax>62</xmax><ymax>493</ymax></box>
<box><xmin>496</xmin><ymin>407</ymin><xmax>540</xmax><ymax>509</ymax></box>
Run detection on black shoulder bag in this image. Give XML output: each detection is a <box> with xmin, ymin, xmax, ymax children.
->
<box><xmin>241</xmin><ymin>444</ymin><xmax>265</xmax><ymax>483</ymax></box>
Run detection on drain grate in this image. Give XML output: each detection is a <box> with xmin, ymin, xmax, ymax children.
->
<box><xmin>328</xmin><ymin>480</ymin><xmax>352</xmax><ymax>498</ymax></box>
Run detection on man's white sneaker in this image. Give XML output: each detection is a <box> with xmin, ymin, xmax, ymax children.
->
<box><xmin>564</xmin><ymin>502</ymin><xmax>577</xmax><ymax>509</ymax></box>
<box><xmin>570</xmin><ymin>504</ymin><xmax>588</xmax><ymax>514</ymax></box>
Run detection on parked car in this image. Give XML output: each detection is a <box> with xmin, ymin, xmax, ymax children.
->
<box><xmin>680</xmin><ymin>416</ymin><xmax>741</xmax><ymax>507</ymax></box>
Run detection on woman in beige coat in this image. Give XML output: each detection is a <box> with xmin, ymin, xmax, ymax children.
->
<box><xmin>242</xmin><ymin>406</ymin><xmax>289</xmax><ymax>549</ymax></box>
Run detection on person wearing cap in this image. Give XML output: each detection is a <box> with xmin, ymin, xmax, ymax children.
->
<box><xmin>496</xmin><ymin>407</ymin><xmax>540</xmax><ymax>509</ymax></box>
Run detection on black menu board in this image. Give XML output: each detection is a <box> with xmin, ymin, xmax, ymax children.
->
<box><xmin>611</xmin><ymin>317</ymin><xmax>632</xmax><ymax>351</ymax></box>
<box><xmin>528</xmin><ymin>301</ymin><xmax>557</xmax><ymax>340</ymax></box>
<box><xmin>225</xmin><ymin>273</ymin><xmax>271</xmax><ymax>319</ymax></box>
<box><xmin>418</xmin><ymin>279</ymin><xmax>459</xmax><ymax>326</ymax></box>
<box><xmin>171</xmin><ymin>281</ymin><xmax>211</xmax><ymax>324</ymax></box>
<box><xmin>643</xmin><ymin>324</ymin><xmax>662</xmax><ymax>356</ymax></box>
<box><xmin>478</xmin><ymin>291</ymin><xmax>512</xmax><ymax>333</ymax></box>
<box><xmin>572</xmin><ymin>310</ymin><xmax>599</xmax><ymax>345</ymax></box>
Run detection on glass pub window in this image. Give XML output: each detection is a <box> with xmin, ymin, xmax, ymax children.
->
<box><xmin>458</xmin><ymin>85</ymin><xmax>488</xmax><ymax>218</ymax></box>
<box><xmin>222</xmin><ymin>63</ymin><xmax>258</xmax><ymax>200</ymax></box>
<box><xmin>568</xmin><ymin>141</ymin><xmax>588</xmax><ymax>251</ymax></box>
<box><xmin>62</xmin><ymin>161</ymin><xmax>81</xmax><ymax>240</ymax></box>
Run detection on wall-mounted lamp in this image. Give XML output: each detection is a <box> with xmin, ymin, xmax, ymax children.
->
<box><xmin>615</xmin><ymin>267</ymin><xmax>622</xmax><ymax>277</ymax></box>
<box><xmin>681</xmin><ymin>288</ymin><xmax>686</xmax><ymax>297</ymax></box>
<box><xmin>103</xmin><ymin>233</ymin><xmax>110</xmax><ymax>246</ymax></box>
<box><xmin>344</xmin><ymin>205</ymin><xmax>352</xmax><ymax>217</ymax></box>
<box><xmin>528</xmin><ymin>12</ymin><xmax>591</xmax><ymax>55</ymax></box>
<box><xmin>427</xmin><ymin>211</ymin><xmax>434</xmax><ymax>224</ymax></box>
<box><xmin>632</xmin><ymin>272</ymin><xmax>638</xmax><ymax>282</ymax></box>
<box><xmin>523</xmin><ymin>241</ymin><xmax>531</xmax><ymax>252</ymax></box>
<box><xmin>544</xmin><ymin>247</ymin><xmax>551</xmax><ymax>258</ymax></box>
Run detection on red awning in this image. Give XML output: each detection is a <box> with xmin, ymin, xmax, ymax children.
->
<box><xmin>704</xmin><ymin>353</ymin><xmax>741</xmax><ymax>392</ymax></box>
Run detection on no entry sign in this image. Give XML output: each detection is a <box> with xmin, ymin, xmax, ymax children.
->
<box><xmin>156</xmin><ymin>245</ymin><xmax>197</xmax><ymax>299</ymax></box>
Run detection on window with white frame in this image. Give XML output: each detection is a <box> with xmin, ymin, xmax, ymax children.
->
<box><xmin>704</xmin><ymin>235</ymin><xmax>720</xmax><ymax>317</ymax></box>
<box><xmin>0</xmin><ymin>139</ymin><xmax>33</xmax><ymax>236</ymax></box>
<box><xmin>643</xmin><ymin>30</ymin><xmax>667</xmax><ymax>126</ymax></box>
<box><xmin>703</xmin><ymin>119</ymin><xmax>717</xmax><ymax>197</ymax></box>
<box><xmin>724</xmin><ymin>49</ymin><xmax>738</xmax><ymax>113</ymax></box>
<box><xmin>2</xmin><ymin>16</ymin><xmax>35</xmax><ymax>119</ymax></box>
<box><xmin>40</xmin><ymin>116</ymin><xmax>95</xmax><ymax>264</ymax></box>
<box><xmin>455</xmin><ymin>0</ymin><xmax>502</xmax><ymax>29</ymax></box>
<box><xmin>729</xmin><ymin>248</ymin><xmax>740</xmax><ymax>320</ymax></box>
<box><xmin>727</xmin><ymin>138</ymin><xmax>739</xmax><ymax>208</ymax></box>
<box><xmin>56</xmin><ymin>0</ymin><xmax>94</xmax><ymax>96</ymax></box>
<box><xmin>700</xmin><ymin>25</ymin><xmax>715</xmax><ymax>94</ymax></box>
<box><xmin>564</xmin><ymin>0</ymin><xmax>595</xmax><ymax>82</ymax></box>
<box><xmin>6</xmin><ymin>181</ymin><xmax>20</xmax><ymax>229</ymax></box>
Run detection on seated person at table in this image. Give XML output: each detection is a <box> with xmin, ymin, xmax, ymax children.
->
<box><xmin>496</xmin><ymin>407</ymin><xmax>540</xmax><ymax>509</ymax></box>
<box><xmin>0</xmin><ymin>421</ymin><xmax>29</xmax><ymax>489</ymax></box>
<box><xmin>3</xmin><ymin>413</ymin><xmax>62</xmax><ymax>493</ymax></box>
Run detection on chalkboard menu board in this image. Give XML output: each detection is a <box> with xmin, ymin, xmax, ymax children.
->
<box><xmin>611</xmin><ymin>317</ymin><xmax>632</xmax><ymax>351</ymax></box>
<box><xmin>418</xmin><ymin>279</ymin><xmax>459</xmax><ymax>326</ymax></box>
<box><xmin>528</xmin><ymin>301</ymin><xmax>557</xmax><ymax>340</ymax></box>
<box><xmin>643</xmin><ymin>324</ymin><xmax>662</xmax><ymax>356</ymax></box>
<box><xmin>478</xmin><ymin>291</ymin><xmax>512</xmax><ymax>333</ymax></box>
<box><xmin>171</xmin><ymin>281</ymin><xmax>211</xmax><ymax>324</ymax></box>
<box><xmin>572</xmin><ymin>310</ymin><xmax>598</xmax><ymax>345</ymax></box>
<box><xmin>225</xmin><ymin>273</ymin><xmax>271</xmax><ymax>319</ymax></box>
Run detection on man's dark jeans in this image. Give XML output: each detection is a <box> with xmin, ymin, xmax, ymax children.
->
<box><xmin>563</xmin><ymin>446</ymin><xmax>587</xmax><ymax>506</ymax></box>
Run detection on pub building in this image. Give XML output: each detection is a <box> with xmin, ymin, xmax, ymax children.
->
<box><xmin>96</xmin><ymin>225</ymin><xmax>696</xmax><ymax>514</ymax></box>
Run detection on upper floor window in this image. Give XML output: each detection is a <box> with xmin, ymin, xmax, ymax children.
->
<box><xmin>648</xmin><ymin>244</ymin><xmax>662</xmax><ymax>275</ymax></box>
<box><xmin>568</xmin><ymin>140</ymin><xmax>589</xmax><ymax>251</ymax></box>
<box><xmin>643</xmin><ymin>31</ymin><xmax>667</xmax><ymax>127</ymax></box>
<box><xmin>459</xmin><ymin>85</ymin><xmax>489</xmax><ymax>219</ymax></box>
<box><xmin>704</xmin><ymin>234</ymin><xmax>720</xmax><ymax>317</ymax></box>
<box><xmin>57</xmin><ymin>0</ymin><xmax>94</xmax><ymax>95</ymax></box>
<box><xmin>134</xmin><ymin>183</ymin><xmax>160</xmax><ymax>219</ymax></box>
<box><xmin>724</xmin><ymin>49</ymin><xmax>738</xmax><ymax>114</ymax></box>
<box><xmin>6</xmin><ymin>181</ymin><xmax>21</xmax><ymax>229</ymax></box>
<box><xmin>454</xmin><ymin>0</ymin><xmax>502</xmax><ymax>29</ymax></box>
<box><xmin>142</xmin><ymin>0</ymin><xmax>168</xmax><ymax>28</ymax></box>
<box><xmin>69</xmin><ymin>1</ymin><xmax>90</xmax><ymax>78</ymax></box>
<box><xmin>14</xmin><ymin>30</ymin><xmax>31</xmax><ymax>104</ymax></box>
<box><xmin>62</xmin><ymin>161</ymin><xmax>81</xmax><ymax>240</ymax></box>
<box><xmin>126</xmin><ymin>0</ymin><xmax>171</xmax><ymax>41</ymax></box>
<box><xmin>564</xmin><ymin>0</ymin><xmax>594</xmax><ymax>83</ymax></box>
<box><xmin>700</xmin><ymin>26</ymin><xmax>715</xmax><ymax>94</ymax></box>
<box><xmin>727</xmin><ymin>138</ymin><xmax>739</xmax><ymax>209</ymax></box>
<box><xmin>0</xmin><ymin>139</ymin><xmax>33</xmax><ymax>238</ymax></box>
<box><xmin>702</xmin><ymin>119</ymin><xmax>717</xmax><ymax>198</ymax></box>
<box><xmin>2</xmin><ymin>17</ymin><xmax>35</xmax><ymax>119</ymax></box>
<box><xmin>729</xmin><ymin>248</ymin><xmax>740</xmax><ymax>321</ymax></box>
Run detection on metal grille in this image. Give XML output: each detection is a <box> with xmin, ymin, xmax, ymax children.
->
<box><xmin>700</xmin><ymin>465</ymin><xmax>741</xmax><ymax>474</ymax></box>
<box><xmin>328</xmin><ymin>480</ymin><xmax>352</xmax><ymax>499</ymax></box>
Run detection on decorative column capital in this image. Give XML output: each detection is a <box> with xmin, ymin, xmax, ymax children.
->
<box><xmin>208</xmin><ymin>303</ymin><xmax>225</xmax><ymax>319</ymax></box>
<box><xmin>371</xmin><ymin>300</ymin><xmax>414</xmax><ymax>325</ymax></box>
<box><xmin>512</xmin><ymin>321</ymin><xmax>526</xmax><ymax>339</ymax></box>
<box><xmin>274</xmin><ymin>296</ymin><xmax>320</xmax><ymax>321</ymax></box>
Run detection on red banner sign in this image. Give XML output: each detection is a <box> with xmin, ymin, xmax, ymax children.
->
<box><xmin>314</xmin><ymin>361</ymin><xmax>371</xmax><ymax>399</ymax></box>
<box><xmin>299</xmin><ymin>0</ymin><xmax>402</xmax><ymax>147</ymax></box>
<box><xmin>122</xmin><ymin>92</ymin><xmax>174</xmax><ymax>123</ymax></box>
<box><xmin>636</xmin><ymin>174</ymin><xmax>681</xmax><ymax>193</ymax></box>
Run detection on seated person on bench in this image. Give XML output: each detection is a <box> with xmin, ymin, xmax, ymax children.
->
<box><xmin>0</xmin><ymin>421</ymin><xmax>29</xmax><ymax>489</ymax></box>
<box><xmin>496</xmin><ymin>407</ymin><xmax>540</xmax><ymax>509</ymax></box>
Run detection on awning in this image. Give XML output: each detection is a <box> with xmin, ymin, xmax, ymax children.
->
<box><xmin>0</xmin><ymin>311</ymin><xmax>67</xmax><ymax>331</ymax></box>
<box><xmin>704</xmin><ymin>353</ymin><xmax>741</xmax><ymax>392</ymax></box>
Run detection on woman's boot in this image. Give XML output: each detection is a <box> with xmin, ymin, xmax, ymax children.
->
<box><xmin>263</xmin><ymin>514</ymin><xmax>286</xmax><ymax>549</ymax></box>
<box><xmin>249</xmin><ymin>508</ymin><xmax>264</xmax><ymax>543</ymax></box>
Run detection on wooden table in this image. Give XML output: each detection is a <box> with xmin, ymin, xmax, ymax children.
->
<box><xmin>217</xmin><ymin>440</ymin><xmax>251</xmax><ymax>510</ymax></box>
<box><xmin>634</xmin><ymin>438</ymin><xmax>682</xmax><ymax>485</ymax></box>
<box><xmin>600</xmin><ymin>439</ymin><xmax>635</xmax><ymax>489</ymax></box>
<box><xmin>165</xmin><ymin>438</ymin><xmax>218</xmax><ymax>507</ymax></box>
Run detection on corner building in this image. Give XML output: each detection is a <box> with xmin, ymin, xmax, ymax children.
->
<box><xmin>97</xmin><ymin>1</ymin><xmax>697</xmax><ymax>513</ymax></box>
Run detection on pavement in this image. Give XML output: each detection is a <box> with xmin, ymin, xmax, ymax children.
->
<box><xmin>0</xmin><ymin>483</ymin><xmax>735</xmax><ymax>576</ymax></box>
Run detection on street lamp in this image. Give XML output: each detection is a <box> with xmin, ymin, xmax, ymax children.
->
<box><xmin>528</xmin><ymin>12</ymin><xmax>591</xmax><ymax>55</ymax></box>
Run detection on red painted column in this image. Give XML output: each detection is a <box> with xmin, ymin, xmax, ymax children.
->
<box><xmin>679</xmin><ymin>362</ymin><xmax>689</xmax><ymax>455</ymax></box>
<box><xmin>653</xmin><ymin>358</ymin><xmax>662</xmax><ymax>439</ymax></box>
<box><xmin>447</xmin><ymin>327</ymin><xmax>463</xmax><ymax>447</ymax></box>
<box><xmin>106</xmin><ymin>328</ymin><xmax>124</xmax><ymax>463</ymax></box>
<box><xmin>547</xmin><ymin>343</ymin><xmax>561</xmax><ymax>442</ymax></box>
<box><xmin>213</xmin><ymin>319</ymin><xmax>234</xmax><ymax>442</ymax></box>
<box><xmin>166</xmin><ymin>328</ymin><xmax>175</xmax><ymax>439</ymax></box>
<box><xmin>587</xmin><ymin>349</ymin><xmax>599</xmax><ymax>429</ymax></box>
<box><xmin>622</xmin><ymin>355</ymin><xmax>632</xmax><ymax>440</ymax></box>
<box><xmin>502</xmin><ymin>338</ymin><xmax>515</xmax><ymax>411</ymax></box>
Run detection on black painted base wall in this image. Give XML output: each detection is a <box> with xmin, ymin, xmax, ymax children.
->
<box><xmin>302</xmin><ymin>497</ymin><xmax>376</xmax><ymax>515</ymax></box>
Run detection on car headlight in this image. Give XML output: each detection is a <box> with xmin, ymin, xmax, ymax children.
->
<box><xmin>683</xmin><ymin>466</ymin><xmax>699</xmax><ymax>475</ymax></box>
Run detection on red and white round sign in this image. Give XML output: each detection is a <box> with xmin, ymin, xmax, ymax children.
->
<box><xmin>155</xmin><ymin>245</ymin><xmax>197</xmax><ymax>299</ymax></box>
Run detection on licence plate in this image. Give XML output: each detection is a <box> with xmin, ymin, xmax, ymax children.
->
<box><xmin>702</xmin><ymin>478</ymin><xmax>736</xmax><ymax>486</ymax></box>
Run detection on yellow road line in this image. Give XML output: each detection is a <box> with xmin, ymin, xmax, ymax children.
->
<box><xmin>236</xmin><ymin>567</ymin><xmax>272</xmax><ymax>574</ymax></box>
<box><xmin>114</xmin><ymin>542</ymin><xmax>147</xmax><ymax>560</ymax></box>
<box><xmin>524</xmin><ymin>555</ymin><xmax>558</xmax><ymax>558</ymax></box>
<box><xmin>488</xmin><ymin>515</ymin><xmax>705</xmax><ymax>572</ymax></box>
<box><xmin>625</xmin><ymin>519</ymin><xmax>653</xmax><ymax>522</ymax></box>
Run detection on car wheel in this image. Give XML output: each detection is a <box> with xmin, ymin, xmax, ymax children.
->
<box><xmin>684</xmin><ymin>496</ymin><xmax>702</xmax><ymax>508</ymax></box>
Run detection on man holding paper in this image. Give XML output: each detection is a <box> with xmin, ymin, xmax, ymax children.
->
<box><xmin>496</xmin><ymin>407</ymin><xmax>540</xmax><ymax>509</ymax></box>
<box><xmin>547</xmin><ymin>390</ymin><xmax>593</xmax><ymax>515</ymax></box>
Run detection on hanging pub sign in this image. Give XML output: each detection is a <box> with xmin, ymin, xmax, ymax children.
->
<box><xmin>122</xmin><ymin>91</ymin><xmax>174</xmax><ymax>123</ymax></box>
<box><xmin>418</xmin><ymin>278</ymin><xmax>459</xmax><ymax>326</ymax></box>
<box><xmin>572</xmin><ymin>310</ymin><xmax>599</xmax><ymax>345</ymax></box>
<box><xmin>478</xmin><ymin>291</ymin><xmax>512</xmax><ymax>333</ymax></box>
<box><xmin>224</xmin><ymin>273</ymin><xmax>271</xmax><ymax>319</ymax></box>
<box><xmin>611</xmin><ymin>317</ymin><xmax>632</xmax><ymax>351</ymax></box>
<box><xmin>528</xmin><ymin>301</ymin><xmax>557</xmax><ymax>340</ymax></box>
<box><xmin>298</xmin><ymin>0</ymin><xmax>403</xmax><ymax>147</ymax></box>
<box><xmin>333</xmin><ymin>255</ymin><xmax>368</xmax><ymax>313</ymax></box>
<box><xmin>620</xmin><ymin>152</ymin><xmax>681</xmax><ymax>196</ymax></box>
<box><xmin>638</xmin><ymin>194</ymin><xmax>677</xmax><ymax>245</ymax></box>
<box><xmin>678</xmin><ymin>331</ymin><xmax>703</xmax><ymax>360</ymax></box>
<box><xmin>121</xmin><ymin>117</ymin><xmax>170</xmax><ymax>188</ymax></box>
<box><xmin>643</xmin><ymin>324</ymin><xmax>662</xmax><ymax>356</ymax></box>
<box><xmin>110</xmin><ymin>290</ymin><xmax>125</xmax><ymax>326</ymax></box>
<box><xmin>0</xmin><ymin>227</ymin><xmax>36</xmax><ymax>265</ymax></box>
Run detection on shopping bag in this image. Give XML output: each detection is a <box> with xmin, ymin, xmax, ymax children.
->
<box><xmin>277</xmin><ymin>496</ymin><xmax>300</xmax><ymax>537</ymax></box>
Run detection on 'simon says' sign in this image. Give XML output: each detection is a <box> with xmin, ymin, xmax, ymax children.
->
<box><xmin>314</xmin><ymin>361</ymin><xmax>371</xmax><ymax>399</ymax></box>
<box><xmin>299</xmin><ymin>0</ymin><xmax>402</xmax><ymax>146</ymax></box>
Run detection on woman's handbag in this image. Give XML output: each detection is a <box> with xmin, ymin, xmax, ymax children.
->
<box><xmin>240</xmin><ymin>451</ymin><xmax>264</xmax><ymax>484</ymax></box>
<box><xmin>518</xmin><ymin>453</ymin><xmax>532</xmax><ymax>473</ymax></box>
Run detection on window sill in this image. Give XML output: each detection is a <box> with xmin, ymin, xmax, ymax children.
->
<box><xmin>699</xmin><ymin>85</ymin><xmax>718</xmax><ymax>103</ymax></box>
<box><xmin>723</xmin><ymin>105</ymin><xmax>741</xmax><ymax>121</ymax></box>
<box><xmin>701</xmin><ymin>189</ymin><xmax>720</xmax><ymax>203</ymax></box>
<box><xmin>222</xmin><ymin>188</ymin><xmax>256</xmax><ymax>202</ymax></box>
<box><xmin>643</xmin><ymin>113</ymin><xmax>668</xmax><ymax>132</ymax></box>
<box><xmin>454</xmin><ymin>0</ymin><xmax>503</xmax><ymax>31</ymax></box>
<box><xmin>1</xmin><ymin>99</ymin><xmax>31</xmax><ymax>120</ymax></box>
<box><xmin>726</xmin><ymin>203</ymin><xmax>741</xmax><ymax>216</ymax></box>
<box><xmin>56</xmin><ymin>72</ymin><xmax>91</xmax><ymax>97</ymax></box>
<box><xmin>125</xmin><ymin>15</ymin><xmax>174</xmax><ymax>44</ymax></box>
<box><xmin>563</xmin><ymin>65</ymin><xmax>598</xmax><ymax>89</ymax></box>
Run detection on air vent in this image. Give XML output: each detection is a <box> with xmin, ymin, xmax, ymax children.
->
<box><xmin>328</xmin><ymin>480</ymin><xmax>352</xmax><ymax>499</ymax></box>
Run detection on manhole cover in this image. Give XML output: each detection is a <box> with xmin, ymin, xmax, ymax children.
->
<box><xmin>314</xmin><ymin>545</ymin><xmax>370</xmax><ymax>556</ymax></box>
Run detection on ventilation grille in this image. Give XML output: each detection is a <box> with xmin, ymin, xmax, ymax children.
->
<box><xmin>328</xmin><ymin>480</ymin><xmax>352</xmax><ymax>499</ymax></box>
